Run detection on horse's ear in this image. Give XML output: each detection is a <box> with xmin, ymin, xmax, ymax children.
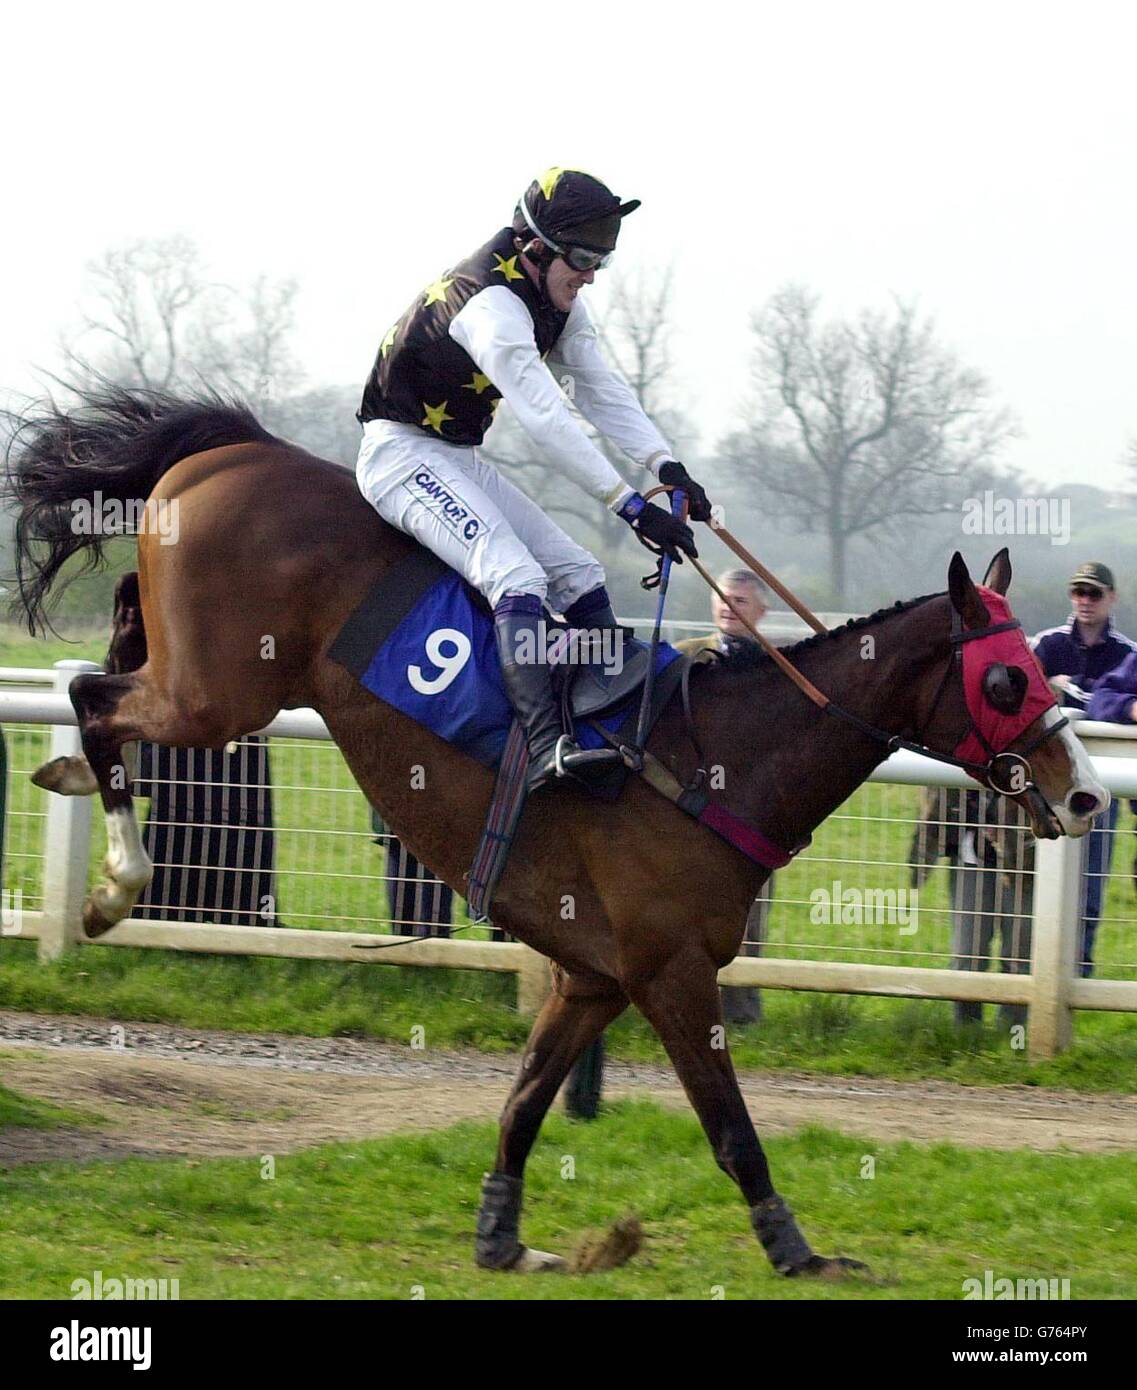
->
<box><xmin>948</xmin><ymin>552</ymin><xmax>991</xmax><ymax>630</ymax></box>
<box><xmin>982</xmin><ymin>548</ymin><xmax>1012</xmax><ymax>595</ymax></box>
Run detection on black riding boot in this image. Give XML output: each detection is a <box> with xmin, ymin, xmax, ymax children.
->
<box><xmin>563</xmin><ymin>587</ymin><xmax>625</xmax><ymax>637</ymax></box>
<box><xmin>496</xmin><ymin>597</ymin><xmax>622</xmax><ymax>792</ymax></box>
<box><xmin>494</xmin><ymin>603</ymin><xmax>565</xmax><ymax>793</ymax></box>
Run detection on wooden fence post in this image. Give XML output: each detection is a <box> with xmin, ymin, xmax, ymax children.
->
<box><xmin>1028</xmin><ymin>831</ymin><xmax>1083</xmax><ymax>1058</ymax></box>
<box><xmin>38</xmin><ymin>661</ymin><xmax>99</xmax><ymax>962</ymax></box>
<box><xmin>516</xmin><ymin>945</ymin><xmax>550</xmax><ymax>1017</ymax></box>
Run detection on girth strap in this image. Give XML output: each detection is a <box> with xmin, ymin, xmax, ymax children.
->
<box><xmin>586</xmin><ymin>718</ymin><xmax>797</xmax><ymax>871</ymax></box>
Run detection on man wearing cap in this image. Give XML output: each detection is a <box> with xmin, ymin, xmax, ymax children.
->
<box><xmin>1032</xmin><ymin>563</ymin><xmax>1137</xmax><ymax>974</ymax></box>
<box><xmin>355</xmin><ymin>168</ymin><xmax>712</xmax><ymax>790</ymax></box>
<box><xmin>676</xmin><ymin>570</ymin><xmax>775</xmax><ymax>1024</ymax></box>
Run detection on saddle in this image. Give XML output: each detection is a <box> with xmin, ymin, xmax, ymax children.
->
<box><xmin>555</xmin><ymin>625</ymin><xmax>652</xmax><ymax>722</ymax></box>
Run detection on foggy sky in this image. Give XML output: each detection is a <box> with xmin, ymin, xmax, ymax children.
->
<box><xmin>2</xmin><ymin>1</ymin><xmax>1133</xmax><ymax>491</ymax></box>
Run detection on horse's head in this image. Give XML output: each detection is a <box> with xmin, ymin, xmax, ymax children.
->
<box><xmin>920</xmin><ymin>549</ymin><xmax>1108</xmax><ymax>838</ymax></box>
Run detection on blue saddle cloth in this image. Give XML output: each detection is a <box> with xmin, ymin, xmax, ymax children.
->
<box><xmin>330</xmin><ymin>561</ymin><xmax>679</xmax><ymax>769</ymax></box>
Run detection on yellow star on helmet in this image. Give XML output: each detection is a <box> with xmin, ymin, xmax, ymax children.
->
<box><xmin>539</xmin><ymin>167</ymin><xmax>571</xmax><ymax>199</ymax></box>
<box><xmin>421</xmin><ymin>400</ymin><xmax>454</xmax><ymax>434</ymax></box>
<box><xmin>423</xmin><ymin>276</ymin><xmax>454</xmax><ymax>306</ymax></box>
<box><xmin>380</xmin><ymin>323</ymin><xmax>398</xmax><ymax>357</ymax></box>
<box><xmin>463</xmin><ymin>372</ymin><xmax>493</xmax><ymax>395</ymax></box>
<box><xmin>492</xmin><ymin>253</ymin><xmax>524</xmax><ymax>282</ymax></box>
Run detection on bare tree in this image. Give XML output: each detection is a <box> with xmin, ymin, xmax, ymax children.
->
<box><xmin>1125</xmin><ymin>437</ymin><xmax>1137</xmax><ymax>491</ymax></box>
<box><xmin>61</xmin><ymin>237</ymin><xmax>302</xmax><ymax>410</ymax></box>
<box><xmin>723</xmin><ymin>285</ymin><xmax>1016</xmax><ymax>601</ymax></box>
<box><xmin>193</xmin><ymin>274</ymin><xmax>303</xmax><ymax>412</ymax></box>
<box><xmin>63</xmin><ymin>235</ymin><xmax>216</xmax><ymax>390</ymax></box>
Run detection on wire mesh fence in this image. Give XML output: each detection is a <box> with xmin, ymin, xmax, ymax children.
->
<box><xmin>3</xmin><ymin>633</ymin><xmax>1137</xmax><ymax>996</ymax></box>
<box><xmin>745</xmin><ymin>781</ymin><xmax>1137</xmax><ymax>983</ymax></box>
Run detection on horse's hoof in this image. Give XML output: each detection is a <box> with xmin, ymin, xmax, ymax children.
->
<box><xmin>512</xmin><ymin>1246</ymin><xmax>567</xmax><ymax>1273</ymax></box>
<box><xmin>31</xmin><ymin>756</ymin><xmax>98</xmax><ymax>796</ymax></box>
<box><xmin>81</xmin><ymin>900</ymin><xmax>116</xmax><ymax>939</ymax></box>
<box><xmin>786</xmin><ymin>1254</ymin><xmax>869</xmax><ymax>1280</ymax></box>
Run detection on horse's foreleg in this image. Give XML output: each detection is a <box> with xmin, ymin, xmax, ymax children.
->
<box><xmin>628</xmin><ymin>947</ymin><xmax>867</xmax><ymax>1279</ymax></box>
<box><xmin>476</xmin><ymin>979</ymin><xmax>626</xmax><ymax>1273</ymax></box>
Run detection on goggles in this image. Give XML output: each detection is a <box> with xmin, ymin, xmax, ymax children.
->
<box><xmin>519</xmin><ymin>197</ymin><xmax>614</xmax><ymax>272</ymax></box>
<box><xmin>558</xmin><ymin>243</ymin><xmax>612</xmax><ymax>272</ymax></box>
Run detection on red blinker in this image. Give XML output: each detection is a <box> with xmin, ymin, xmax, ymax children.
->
<box><xmin>954</xmin><ymin>586</ymin><xmax>1058</xmax><ymax>774</ymax></box>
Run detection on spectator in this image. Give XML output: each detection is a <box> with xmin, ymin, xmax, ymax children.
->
<box><xmin>132</xmin><ymin>739</ymin><xmax>280</xmax><ymax>927</ymax></box>
<box><xmin>1032</xmin><ymin>563</ymin><xmax>1137</xmax><ymax>975</ymax></box>
<box><xmin>675</xmin><ymin>568</ymin><xmax>775</xmax><ymax>1025</ymax></box>
<box><xmin>1083</xmin><ymin>640</ymin><xmax>1137</xmax><ymax>975</ymax></box>
<box><xmin>909</xmin><ymin>787</ymin><xmax>1031</xmax><ymax>1030</ymax></box>
<box><xmin>370</xmin><ymin>807</ymin><xmax>453</xmax><ymax>936</ymax></box>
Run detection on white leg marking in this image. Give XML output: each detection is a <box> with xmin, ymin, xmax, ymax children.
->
<box><xmin>87</xmin><ymin>806</ymin><xmax>153</xmax><ymax>926</ymax></box>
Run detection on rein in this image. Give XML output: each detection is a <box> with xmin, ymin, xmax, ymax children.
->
<box><xmin>636</xmin><ymin>487</ymin><xmax>1068</xmax><ymax>800</ymax></box>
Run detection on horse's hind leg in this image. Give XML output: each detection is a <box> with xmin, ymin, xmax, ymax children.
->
<box><xmin>475</xmin><ymin>975</ymin><xmax>627</xmax><ymax>1273</ymax></box>
<box><xmin>50</xmin><ymin>668</ymin><xmax>235</xmax><ymax>938</ymax></box>
<box><xmin>628</xmin><ymin>946</ymin><xmax>867</xmax><ymax>1279</ymax></box>
<box><xmin>36</xmin><ymin>670</ymin><xmax>153</xmax><ymax>937</ymax></box>
<box><xmin>32</xmin><ymin>571</ymin><xmax>146</xmax><ymax>799</ymax></box>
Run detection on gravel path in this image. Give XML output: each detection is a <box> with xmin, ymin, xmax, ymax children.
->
<box><xmin>2</xmin><ymin>1008</ymin><xmax>1135</xmax><ymax>1166</ymax></box>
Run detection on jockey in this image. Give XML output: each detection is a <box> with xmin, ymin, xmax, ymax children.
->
<box><xmin>356</xmin><ymin>168</ymin><xmax>713</xmax><ymax>789</ymax></box>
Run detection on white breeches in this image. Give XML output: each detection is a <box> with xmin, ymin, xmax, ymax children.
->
<box><xmin>355</xmin><ymin>420</ymin><xmax>606</xmax><ymax>611</ymax></box>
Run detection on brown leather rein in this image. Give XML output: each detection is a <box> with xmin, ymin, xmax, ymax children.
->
<box><xmin>640</xmin><ymin>488</ymin><xmax>1068</xmax><ymax>798</ymax></box>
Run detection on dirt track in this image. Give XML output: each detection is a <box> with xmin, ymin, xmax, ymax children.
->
<box><xmin>1</xmin><ymin>1009</ymin><xmax>1135</xmax><ymax>1167</ymax></box>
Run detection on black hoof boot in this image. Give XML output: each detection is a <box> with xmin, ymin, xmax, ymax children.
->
<box><xmin>475</xmin><ymin>1172</ymin><xmax>524</xmax><ymax>1270</ymax></box>
<box><xmin>474</xmin><ymin>1172</ymin><xmax>565</xmax><ymax>1273</ymax></box>
<box><xmin>750</xmin><ymin>1194</ymin><xmax>868</xmax><ymax>1278</ymax></box>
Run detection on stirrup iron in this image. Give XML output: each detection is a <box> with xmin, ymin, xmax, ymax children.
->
<box><xmin>553</xmin><ymin>733</ymin><xmax>621</xmax><ymax>779</ymax></box>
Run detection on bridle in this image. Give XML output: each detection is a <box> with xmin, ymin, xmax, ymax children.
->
<box><xmin>821</xmin><ymin>606</ymin><xmax>1068</xmax><ymax>800</ymax></box>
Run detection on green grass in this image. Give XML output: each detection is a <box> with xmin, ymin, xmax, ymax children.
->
<box><xmin>2</xmin><ymin>938</ymin><xmax>1136</xmax><ymax>1091</ymax></box>
<box><xmin>0</xmin><ymin>1078</ymin><xmax>91</xmax><ymax>1131</ymax></box>
<box><xmin>0</xmin><ymin>627</ymin><xmax>108</xmax><ymax>668</ymax></box>
<box><xmin>0</xmin><ymin>940</ymin><xmax>529</xmax><ymax>1052</ymax></box>
<box><xmin>1</xmin><ymin>1102</ymin><xmax>1133</xmax><ymax>1300</ymax></box>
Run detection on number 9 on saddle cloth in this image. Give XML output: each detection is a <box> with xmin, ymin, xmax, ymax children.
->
<box><xmin>329</xmin><ymin>549</ymin><xmax>681</xmax><ymax>775</ymax></box>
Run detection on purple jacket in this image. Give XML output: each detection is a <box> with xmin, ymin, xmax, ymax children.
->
<box><xmin>1087</xmin><ymin>652</ymin><xmax>1137</xmax><ymax>724</ymax></box>
<box><xmin>1032</xmin><ymin>617</ymin><xmax>1137</xmax><ymax>710</ymax></box>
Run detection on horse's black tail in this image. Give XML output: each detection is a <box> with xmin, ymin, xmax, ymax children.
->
<box><xmin>3</xmin><ymin>385</ymin><xmax>278</xmax><ymax>635</ymax></box>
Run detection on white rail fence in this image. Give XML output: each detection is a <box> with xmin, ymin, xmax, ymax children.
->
<box><xmin>2</xmin><ymin>660</ymin><xmax>1137</xmax><ymax>1058</ymax></box>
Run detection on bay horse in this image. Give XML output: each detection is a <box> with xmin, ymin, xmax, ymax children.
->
<box><xmin>5</xmin><ymin>388</ymin><xmax>1106</xmax><ymax>1278</ymax></box>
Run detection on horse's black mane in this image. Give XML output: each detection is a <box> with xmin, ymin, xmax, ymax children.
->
<box><xmin>713</xmin><ymin>591</ymin><xmax>945</xmax><ymax>672</ymax></box>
